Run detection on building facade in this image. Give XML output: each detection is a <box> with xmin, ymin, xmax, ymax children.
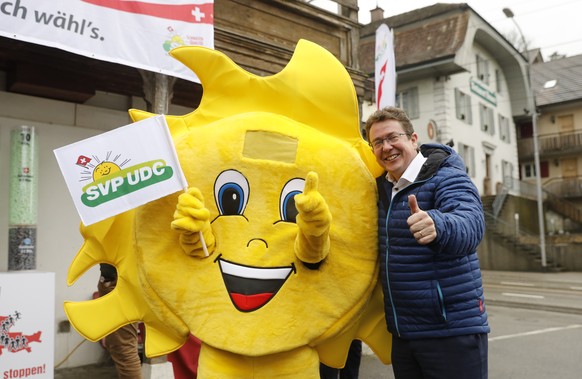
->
<box><xmin>359</xmin><ymin>4</ymin><xmax>528</xmax><ymax>197</ymax></box>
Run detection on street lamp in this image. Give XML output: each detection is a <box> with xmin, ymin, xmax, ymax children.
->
<box><xmin>503</xmin><ymin>7</ymin><xmax>547</xmax><ymax>269</ymax></box>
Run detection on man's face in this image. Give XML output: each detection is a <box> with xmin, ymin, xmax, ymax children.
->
<box><xmin>369</xmin><ymin>119</ymin><xmax>418</xmax><ymax>181</ymax></box>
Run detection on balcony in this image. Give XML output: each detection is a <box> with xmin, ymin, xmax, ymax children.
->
<box><xmin>518</xmin><ymin>129</ymin><xmax>582</xmax><ymax>160</ymax></box>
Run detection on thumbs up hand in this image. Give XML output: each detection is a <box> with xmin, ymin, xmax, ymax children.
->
<box><xmin>407</xmin><ymin>194</ymin><xmax>436</xmax><ymax>244</ymax></box>
<box><xmin>294</xmin><ymin>172</ymin><xmax>331</xmax><ymax>263</ymax></box>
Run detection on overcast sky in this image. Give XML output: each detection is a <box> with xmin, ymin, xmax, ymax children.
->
<box><xmin>354</xmin><ymin>0</ymin><xmax>582</xmax><ymax>60</ymax></box>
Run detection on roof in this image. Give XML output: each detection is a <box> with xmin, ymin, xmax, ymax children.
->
<box><xmin>532</xmin><ymin>54</ymin><xmax>582</xmax><ymax>107</ymax></box>
<box><xmin>359</xmin><ymin>3</ymin><xmax>471</xmax><ymax>74</ymax></box>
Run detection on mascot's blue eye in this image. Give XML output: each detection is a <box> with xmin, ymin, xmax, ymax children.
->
<box><xmin>280</xmin><ymin>178</ymin><xmax>305</xmax><ymax>223</ymax></box>
<box><xmin>214</xmin><ymin>170</ymin><xmax>249</xmax><ymax>216</ymax></box>
<box><xmin>281</xmin><ymin>191</ymin><xmax>301</xmax><ymax>223</ymax></box>
<box><xmin>218</xmin><ymin>184</ymin><xmax>244</xmax><ymax>215</ymax></box>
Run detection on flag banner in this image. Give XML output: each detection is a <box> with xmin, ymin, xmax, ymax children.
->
<box><xmin>54</xmin><ymin>115</ymin><xmax>187</xmax><ymax>226</ymax></box>
<box><xmin>375</xmin><ymin>23</ymin><xmax>396</xmax><ymax>109</ymax></box>
<box><xmin>0</xmin><ymin>0</ymin><xmax>214</xmax><ymax>82</ymax></box>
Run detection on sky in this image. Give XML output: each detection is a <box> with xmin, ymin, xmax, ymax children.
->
<box><xmin>354</xmin><ymin>0</ymin><xmax>582</xmax><ymax>60</ymax></box>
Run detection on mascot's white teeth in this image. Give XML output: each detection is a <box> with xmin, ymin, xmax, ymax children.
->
<box><xmin>217</xmin><ymin>258</ymin><xmax>295</xmax><ymax>312</ymax></box>
<box><xmin>219</xmin><ymin>259</ymin><xmax>293</xmax><ymax>279</ymax></box>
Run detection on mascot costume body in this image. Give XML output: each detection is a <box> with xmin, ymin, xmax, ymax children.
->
<box><xmin>64</xmin><ymin>39</ymin><xmax>391</xmax><ymax>378</ymax></box>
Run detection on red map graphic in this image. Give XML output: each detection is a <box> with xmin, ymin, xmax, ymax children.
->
<box><xmin>0</xmin><ymin>312</ymin><xmax>42</xmax><ymax>356</ymax></box>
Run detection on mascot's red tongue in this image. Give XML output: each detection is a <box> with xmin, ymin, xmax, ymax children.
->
<box><xmin>231</xmin><ymin>292</ymin><xmax>274</xmax><ymax>311</ymax></box>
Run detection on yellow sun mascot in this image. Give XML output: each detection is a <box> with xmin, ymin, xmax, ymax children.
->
<box><xmin>64</xmin><ymin>39</ymin><xmax>391</xmax><ymax>378</ymax></box>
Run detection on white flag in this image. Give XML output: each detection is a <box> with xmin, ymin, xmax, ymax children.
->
<box><xmin>54</xmin><ymin>115</ymin><xmax>187</xmax><ymax>226</ymax></box>
<box><xmin>375</xmin><ymin>23</ymin><xmax>396</xmax><ymax>109</ymax></box>
<box><xmin>0</xmin><ymin>0</ymin><xmax>214</xmax><ymax>82</ymax></box>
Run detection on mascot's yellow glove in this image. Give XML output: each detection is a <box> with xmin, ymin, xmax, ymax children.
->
<box><xmin>294</xmin><ymin>172</ymin><xmax>332</xmax><ymax>264</ymax></box>
<box><xmin>171</xmin><ymin>187</ymin><xmax>216</xmax><ymax>257</ymax></box>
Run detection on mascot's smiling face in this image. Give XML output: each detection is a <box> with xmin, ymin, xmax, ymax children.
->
<box><xmin>134</xmin><ymin>112</ymin><xmax>378</xmax><ymax>356</ymax></box>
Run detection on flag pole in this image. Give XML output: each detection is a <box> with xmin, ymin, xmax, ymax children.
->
<box><xmin>182</xmin><ymin>187</ymin><xmax>209</xmax><ymax>257</ymax></box>
<box><xmin>142</xmin><ymin>71</ymin><xmax>209</xmax><ymax>257</ymax></box>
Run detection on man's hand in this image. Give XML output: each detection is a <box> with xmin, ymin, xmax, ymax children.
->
<box><xmin>407</xmin><ymin>194</ymin><xmax>436</xmax><ymax>245</ymax></box>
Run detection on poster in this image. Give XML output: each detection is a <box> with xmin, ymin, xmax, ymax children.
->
<box><xmin>0</xmin><ymin>272</ymin><xmax>55</xmax><ymax>379</ymax></box>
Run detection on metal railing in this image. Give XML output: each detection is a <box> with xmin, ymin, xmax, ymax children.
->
<box><xmin>484</xmin><ymin>210</ymin><xmax>558</xmax><ymax>269</ymax></box>
<box><xmin>518</xmin><ymin>129</ymin><xmax>582</xmax><ymax>159</ymax></box>
<box><xmin>494</xmin><ymin>176</ymin><xmax>582</xmax><ymax>226</ymax></box>
<box><xmin>543</xmin><ymin>176</ymin><xmax>582</xmax><ymax>198</ymax></box>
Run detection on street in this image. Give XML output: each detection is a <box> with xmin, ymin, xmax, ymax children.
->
<box><xmin>359</xmin><ymin>270</ymin><xmax>582</xmax><ymax>378</ymax></box>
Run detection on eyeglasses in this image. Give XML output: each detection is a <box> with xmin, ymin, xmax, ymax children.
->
<box><xmin>369</xmin><ymin>133</ymin><xmax>409</xmax><ymax>150</ymax></box>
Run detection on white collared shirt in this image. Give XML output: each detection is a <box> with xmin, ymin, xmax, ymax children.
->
<box><xmin>386</xmin><ymin>152</ymin><xmax>427</xmax><ymax>199</ymax></box>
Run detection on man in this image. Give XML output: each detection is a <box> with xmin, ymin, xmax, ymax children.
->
<box><xmin>365</xmin><ymin>107</ymin><xmax>489</xmax><ymax>379</ymax></box>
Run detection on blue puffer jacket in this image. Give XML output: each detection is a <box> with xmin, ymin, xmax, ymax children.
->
<box><xmin>377</xmin><ymin>143</ymin><xmax>489</xmax><ymax>339</ymax></box>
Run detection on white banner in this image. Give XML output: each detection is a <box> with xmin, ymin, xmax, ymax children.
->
<box><xmin>375</xmin><ymin>23</ymin><xmax>396</xmax><ymax>109</ymax></box>
<box><xmin>0</xmin><ymin>0</ymin><xmax>214</xmax><ymax>82</ymax></box>
<box><xmin>0</xmin><ymin>272</ymin><xmax>55</xmax><ymax>379</ymax></box>
<box><xmin>54</xmin><ymin>115</ymin><xmax>187</xmax><ymax>226</ymax></box>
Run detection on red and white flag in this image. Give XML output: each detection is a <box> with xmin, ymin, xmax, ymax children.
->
<box><xmin>375</xmin><ymin>24</ymin><xmax>396</xmax><ymax>109</ymax></box>
<box><xmin>0</xmin><ymin>1</ymin><xmax>214</xmax><ymax>82</ymax></box>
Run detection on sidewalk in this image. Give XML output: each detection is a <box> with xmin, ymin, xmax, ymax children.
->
<box><xmin>55</xmin><ymin>362</ymin><xmax>116</xmax><ymax>379</ymax></box>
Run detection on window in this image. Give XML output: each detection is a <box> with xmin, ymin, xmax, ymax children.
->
<box><xmin>501</xmin><ymin>160</ymin><xmax>513</xmax><ymax>182</ymax></box>
<box><xmin>395</xmin><ymin>87</ymin><xmax>419</xmax><ymax>119</ymax></box>
<box><xmin>523</xmin><ymin>163</ymin><xmax>536</xmax><ymax>178</ymax></box>
<box><xmin>544</xmin><ymin>80</ymin><xmax>557</xmax><ymax>89</ymax></box>
<box><xmin>455</xmin><ymin>88</ymin><xmax>472</xmax><ymax>124</ymax></box>
<box><xmin>558</xmin><ymin>114</ymin><xmax>574</xmax><ymax>132</ymax></box>
<box><xmin>498</xmin><ymin>114</ymin><xmax>510</xmax><ymax>143</ymax></box>
<box><xmin>479</xmin><ymin>103</ymin><xmax>495</xmax><ymax>135</ymax></box>
<box><xmin>457</xmin><ymin>142</ymin><xmax>476</xmax><ymax>177</ymax></box>
<box><xmin>476</xmin><ymin>54</ymin><xmax>490</xmax><ymax>85</ymax></box>
<box><xmin>522</xmin><ymin>161</ymin><xmax>549</xmax><ymax>179</ymax></box>
<box><xmin>495</xmin><ymin>69</ymin><xmax>502</xmax><ymax>93</ymax></box>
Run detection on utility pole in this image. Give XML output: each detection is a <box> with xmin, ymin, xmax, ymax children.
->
<box><xmin>503</xmin><ymin>7</ymin><xmax>547</xmax><ymax>269</ymax></box>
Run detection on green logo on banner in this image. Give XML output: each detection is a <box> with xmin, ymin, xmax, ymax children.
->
<box><xmin>81</xmin><ymin>160</ymin><xmax>173</xmax><ymax>207</ymax></box>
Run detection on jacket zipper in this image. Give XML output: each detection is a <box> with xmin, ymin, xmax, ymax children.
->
<box><xmin>385</xmin><ymin>198</ymin><xmax>400</xmax><ymax>337</ymax></box>
<box><xmin>384</xmin><ymin>179</ymin><xmax>430</xmax><ymax>337</ymax></box>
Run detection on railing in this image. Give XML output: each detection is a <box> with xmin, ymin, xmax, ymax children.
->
<box><xmin>497</xmin><ymin>177</ymin><xmax>582</xmax><ymax>225</ymax></box>
<box><xmin>500</xmin><ymin>176</ymin><xmax>540</xmax><ymax>200</ymax></box>
<box><xmin>492</xmin><ymin>181</ymin><xmax>509</xmax><ymax>217</ymax></box>
<box><xmin>544</xmin><ymin>176</ymin><xmax>582</xmax><ymax>198</ymax></box>
<box><xmin>485</xmin><ymin>210</ymin><xmax>538</xmax><ymax>241</ymax></box>
<box><xmin>483</xmin><ymin>210</ymin><xmax>558</xmax><ymax>270</ymax></box>
<box><xmin>517</xmin><ymin>129</ymin><xmax>582</xmax><ymax>159</ymax></box>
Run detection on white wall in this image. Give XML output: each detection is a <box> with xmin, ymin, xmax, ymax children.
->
<box><xmin>445</xmin><ymin>49</ymin><xmax>519</xmax><ymax>194</ymax></box>
<box><xmin>0</xmin><ymin>90</ymin><xmax>134</xmax><ymax>368</ymax></box>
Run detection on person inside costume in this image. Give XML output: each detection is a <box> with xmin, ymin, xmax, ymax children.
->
<box><xmin>365</xmin><ymin>106</ymin><xmax>489</xmax><ymax>379</ymax></box>
<box><xmin>64</xmin><ymin>40</ymin><xmax>392</xmax><ymax>378</ymax></box>
<box><xmin>97</xmin><ymin>264</ymin><xmax>142</xmax><ymax>379</ymax></box>
<box><xmin>320</xmin><ymin>339</ymin><xmax>362</xmax><ymax>378</ymax></box>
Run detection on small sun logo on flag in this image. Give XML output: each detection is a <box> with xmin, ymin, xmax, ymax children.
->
<box><xmin>77</xmin><ymin>152</ymin><xmax>130</xmax><ymax>182</ymax></box>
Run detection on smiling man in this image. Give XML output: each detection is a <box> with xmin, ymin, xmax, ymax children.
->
<box><xmin>365</xmin><ymin>106</ymin><xmax>490</xmax><ymax>379</ymax></box>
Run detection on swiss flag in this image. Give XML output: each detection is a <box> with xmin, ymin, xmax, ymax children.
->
<box><xmin>76</xmin><ymin>155</ymin><xmax>92</xmax><ymax>167</ymax></box>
